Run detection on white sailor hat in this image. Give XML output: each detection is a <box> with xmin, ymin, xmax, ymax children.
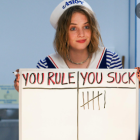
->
<box><xmin>50</xmin><ymin>0</ymin><xmax>93</xmax><ymax>29</ymax></box>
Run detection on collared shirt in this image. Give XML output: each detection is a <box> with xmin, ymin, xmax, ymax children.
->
<box><xmin>36</xmin><ymin>47</ymin><xmax>123</xmax><ymax>69</ymax></box>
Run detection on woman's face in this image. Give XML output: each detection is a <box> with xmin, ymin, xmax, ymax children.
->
<box><xmin>68</xmin><ymin>12</ymin><xmax>91</xmax><ymax>52</ymax></box>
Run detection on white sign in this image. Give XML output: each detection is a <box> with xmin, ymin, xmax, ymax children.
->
<box><xmin>19</xmin><ymin>69</ymin><xmax>139</xmax><ymax>140</ymax></box>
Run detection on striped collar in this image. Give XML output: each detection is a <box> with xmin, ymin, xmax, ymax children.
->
<box><xmin>48</xmin><ymin>47</ymin><xmax>106</xmax><ymax>69</ymax></box>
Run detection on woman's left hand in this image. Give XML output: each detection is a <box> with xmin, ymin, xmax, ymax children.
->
<box><xmin>135</xmin><ymin>67</ymin><xmax>140</xmax><ymax>88</ymax></box>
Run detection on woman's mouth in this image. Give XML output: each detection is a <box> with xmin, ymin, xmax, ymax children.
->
<box><xmin>76</xmin><ymin>39</ymin><xmax>86</xmax><ymax>43</ymax></box>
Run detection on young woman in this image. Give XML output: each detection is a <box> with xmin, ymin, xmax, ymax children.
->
<box><xmin>14</xmin><ymin>0</ymin><xmax>140</xmax><ymax>91</ymax></box>
<box><xmin>36</xmin><ymin>1</ymin><xmax>122</xmax><ymax>69</ymax></box>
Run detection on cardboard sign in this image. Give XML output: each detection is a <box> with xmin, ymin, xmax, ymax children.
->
<box><xmin>19</xmin><ymin>69</ymin><xmax>139</xmax><ymax>140</ymax></box>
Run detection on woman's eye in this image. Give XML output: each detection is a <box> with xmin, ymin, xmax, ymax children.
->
<box><xmin>70</xmin><ymin>27</ymin><xmax>76</xmax><ymax>31</ymax></box>
<box><xmin>84</xmin><ymin>26</ymin><xmax>90</xmax><ymax>29</ymax></box>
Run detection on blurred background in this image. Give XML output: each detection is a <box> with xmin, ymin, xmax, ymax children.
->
<box><xmin>0</xmin><ymin>0</ymin><xmax>140</xmax><ymax>140</ymax></box>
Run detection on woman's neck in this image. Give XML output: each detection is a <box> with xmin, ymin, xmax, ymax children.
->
<box><xmin>65</xmin><ymin>49</ymin><xmax>91</xmax><ymax>68</ymax></box>
<box><xmin>69</xmin><ymin>49</ymin><xmax>89</xmax><ymax>63</ymax></box>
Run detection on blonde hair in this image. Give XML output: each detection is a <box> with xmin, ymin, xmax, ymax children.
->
<box><xmin>53</xmin><ymin>5</ymin><xmax>103</xmax><ymax>59</ymax></box>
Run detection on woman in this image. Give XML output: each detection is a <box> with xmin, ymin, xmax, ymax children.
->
<box><xmin>36</xmin><ymin>1</ymin><xmax>122</xmax><ymax>69</ymax></box>
<box><xmin>14</xmin><ymin>0</ymin><xmax>140</xmax><ymax>91</ymax></box>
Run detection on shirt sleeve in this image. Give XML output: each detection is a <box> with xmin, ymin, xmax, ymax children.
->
<box><xmin>106</xmin><ymin>50</ymin><xmax>123</xmax><ymax>69</ymax></box>
<box><xmin>36</xmin><ymin>57</ymin><xmax>48</xmax><ymax>69</ymax></box>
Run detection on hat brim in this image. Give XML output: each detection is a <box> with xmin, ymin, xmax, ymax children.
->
<box><xmin>50</xmin><ymin>0</ymin><xmax>93</xmax><ymax>29</ymax></box>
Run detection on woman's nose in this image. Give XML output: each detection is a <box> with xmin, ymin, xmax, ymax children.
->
<box><xmin>78</xmin><ymin>28</ymin><xmax>85</xmax><ymax>37</ymax></box>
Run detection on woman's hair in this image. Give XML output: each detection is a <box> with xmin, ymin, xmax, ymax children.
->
<box><xmin>53</xmin><ymin>5</ymin><xmax>104</xmax><ymax>59</ymax></box>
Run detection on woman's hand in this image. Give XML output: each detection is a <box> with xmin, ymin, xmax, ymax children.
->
<box><xmin>14</xmin><ymin>69</ymin><xmax>20</xmax><ymax>92</ymax></box>
<box><xmin>135</xmin><ymin>67</ymin><xmax>140</xmax><ymax>88</ymax></box>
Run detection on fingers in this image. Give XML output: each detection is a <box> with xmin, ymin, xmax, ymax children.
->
<box><xmin>14</xmin><ymin>69</ymin><xmax>20</xmax><ymax>92</ymax></box>
<box><xmin>15</xmin><ymin>69</ymin><xmax>20</xmax><ymax>81</ymax></box>
<box><xmin>135</xmin><ymin>67</ymin><xmax>140</xmax><ymax>88</ymax></box>
<box><xmin>14</xmin><ymin>79</ymin><xmax>19</xmax><ymax>92</ymax></box>
<box><xmin>135</xmin><ymin>67</ymin><xmax>140</xmax><ymax>70</ymax></box>
<box><xmin>16</xmin><ymin>74</ymin><xmax>20</xmax><ymax>81</ymax></box>
<box><xmin>136</xmin><ymin>67</ymin><xmax>140</xmax><ymax>78</ymax></box>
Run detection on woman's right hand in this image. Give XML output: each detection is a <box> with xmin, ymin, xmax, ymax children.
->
<box><xmin>14</xmin><ymin>69</ymin><xmax>20</xmax><ymax>92</ymax></box>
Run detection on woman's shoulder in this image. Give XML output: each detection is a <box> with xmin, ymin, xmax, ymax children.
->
<box><xmin>36</xmin><ymin>56</ymin><xmax>48</xmax><ymax>69</ymax></box>
<box><xmin>105</xmin><ymin>49</ymin><xmax>123</xmax><ymax>69</ymax></box>
<box><xmin>36</xmin><ymin>53</ymin><xmax>65</xmax><ymax>69</ymax></box>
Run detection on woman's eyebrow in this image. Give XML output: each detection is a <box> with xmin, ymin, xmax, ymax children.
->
<box><xmin>84</xmin><ymin>22</ymin><xmax>89</xmax><ymax>24</ymax></box>
<box><xmin>70</xmin><ymin>22</ymin><xmax>89</xmax><ymax>25</ymax></box>
<box><xmin>70</xmin><ymin>23</ymin><xmax>77</xmax><ymax>25</ymax></box>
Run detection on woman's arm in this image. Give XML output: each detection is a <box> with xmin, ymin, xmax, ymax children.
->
<box><xmin>106</xmin><ymin>50</ymin><xmax>123</xmax><ymax>69</ymax></box>
<box><xmin>36</xmin><ymin>57</ymin><xmax>48</xmax><ymax>68</ymax></box>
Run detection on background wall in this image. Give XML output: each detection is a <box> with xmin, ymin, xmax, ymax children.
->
<box><xmin>130</xmin><ymin>0</ymin><xmax>136</xmax><ymax>68</ymax></box>
<box><xmin>0</xmin><ymin>0</ymin><xmax>130</xmax><ymax>85</ymax></box>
